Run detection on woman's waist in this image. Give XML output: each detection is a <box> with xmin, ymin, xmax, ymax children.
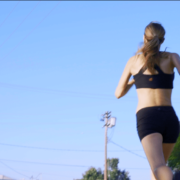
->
<box><xmin>136</xmin><ymin>89</ymin><xmax>172</xmax><ymax>100</ymax></box>
<box><xmin>136</xmin><ymin>102</ymin><xmax>172</xmax><ymax>114</ymax></box>
<box><xmin>135</xmin><ymin>105</ymin><xmax>176</xmax><ymax>125</ymax></box>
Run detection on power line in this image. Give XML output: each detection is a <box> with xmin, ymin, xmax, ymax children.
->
<box><xmin>0</xmin><ymin>158</ymin><xmax>150</xmax><ymax>170</ymax></box>
<box><xmin>1</xmin><ymin>82</ymin><xmax>180</xmax><ymax>102</ymax></box>
<box><xmin>0</xmin><ymin>142</ymin><xmax>143</xmax><ymax>152</ymax></box>
<box><xmin>0</xmin><ymin>160</ymin><xmax>30</xmax><ymax>179</ymax></box>
<box><xmin>2</xmin><ymin>1</ymin><xmax>61</xmax><ymax>60</ymax></box>
<box><xmin>0</xmin><ymin>82</ymin><xmax>136</xmax><ymax>100</ymax></box>
<box><xmin>0</xmin><ymin>158</ymin><xmax>91</xmax><ymax>168</ymax></box>
<box><xmin>0</xmin><ymin>1</ymin><xmax>41</xmax><ymax>49</ymax></box>
<box><xmin>0</xmin><ymin>82</ymin><xmax>115</xmax><ymax>98</ymax></box>
<box><xmin>0</xmin><ymin>166</ymin><xmax>150</xmax><ymax>179</ymax></box>
<box><xmin>109</xmin><ymin>140</ymin><xmax>147</xmax><ymax>159</ymax></box>
<box><xmin>0</xmin><ymin>2</ymin><xmax>20</xmax><ymax>29</ymax></box>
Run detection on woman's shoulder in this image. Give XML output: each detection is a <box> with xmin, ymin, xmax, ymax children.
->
<box><xmin>160</xmin><ymin>51</ymin><xmax>179</xmax><ymax>58</ymax></box>
<box><xmin>169</xmin><ymin>52</ymin><xmax>180</xmax><ymax>74</ymax></box>
<box><xmin>130</xmin><ymin>53</ymin><xmax>144</xmax><ymax>64</ymax></box>
<box><xmin>129</xmin><ymin>51</ymin><xmax>180</xmax><ymax>66</ymax></box>
<box><xmin>169</xmin><ymin>52</ymin><xmax>180</xmax><ymax>58</ymax></box>
<box><xmin>159</xmin><ymin>51</ymin><xmax>180</xmax><ymax>73</ymax></box>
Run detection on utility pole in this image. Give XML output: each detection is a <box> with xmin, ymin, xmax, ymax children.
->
<box><xmin>104</xmin><ymin>111</ymin><xmax>109</xmax><ymax>180</ymax></box>
<box><xmin>101</xmin><ymin>111</ymin><xmax>116</xmax><ymax>180</ymax></box>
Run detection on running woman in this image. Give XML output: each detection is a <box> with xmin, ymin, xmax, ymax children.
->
<box><xmin>115</xmin><ymin>22</ymin><xmax>180</xmax><ymax>180</ymax></box>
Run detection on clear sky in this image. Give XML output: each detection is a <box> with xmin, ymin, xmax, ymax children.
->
<box><xmin>0</xmin><ymin>1</ymin><xmax>180</xmax><ymax>180</ymax></box>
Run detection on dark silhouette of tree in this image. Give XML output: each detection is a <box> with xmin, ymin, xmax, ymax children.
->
<box><xmin>81</xmin><ymin>167</ymin><xmax>103</xmax><ymax>180</ymax></box>
<box><xmin>167</xmin><ymin>123</ymin><xmax>180</xmax><ymax>171</ymax></box>
<box><xmin>80</xmin><ymin>158</ymin><xmax>130</xmax><ymax>180</ymax></box>
<box><xmin>167</xmin><ymin>122</ymin><xmax>180</xmax><ymax>180</ymax></box>
<box><xmin>107</xmin><ymin>158</ymin><xmax>131</xmax><ymax>180</ymax></box>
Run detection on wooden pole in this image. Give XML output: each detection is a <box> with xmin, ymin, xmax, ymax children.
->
<box><xmin>104</xmin><ymin>112</ymin><xmax>108</xmax><ymax>180</ymax></box>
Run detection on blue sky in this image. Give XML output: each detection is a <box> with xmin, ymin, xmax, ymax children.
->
<box><xmin>0</xmin><ymin>1</ymin><xmax>180</xmax><ymax>180</ymax></box>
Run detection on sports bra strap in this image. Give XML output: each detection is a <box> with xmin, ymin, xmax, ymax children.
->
<box><xmin>154</xmin><ymin>64</ymin><xmax>164</xmax><ymax>74</ymax></box>
<box><xmin>138</xmin><ymin>66</ymin><xmax>147</xmax><ymax>74</ymax></box>
<box><xmin>138</xmin><ymin>64</ymin><xmax>164</xmax><ymax>75</ymax></box>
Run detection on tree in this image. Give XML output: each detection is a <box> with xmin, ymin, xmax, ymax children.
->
<box><xmin>80</xmin><ymin>158</ymin><xmax>130</xmax><ymax>180</ymax></box>
<box><xmin>167</xmin><ymin>124</ymin><xmax>180</xmax><ymax>171</ymax></box>
<box><xmin>107</xmin><ymin>158</ymin><xmax>131</xmax><ymax>180</ymax></box>
<box><xmin>82</xmin><ymin>167</ymin><xmax>104</xmax><ymax>180</ymax></box>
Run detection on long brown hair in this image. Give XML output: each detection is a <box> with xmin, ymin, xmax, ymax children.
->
<box><xmin>136</xmin><ymin>22</ymin><xmax>169</xmax><ymax>74</ymax></box>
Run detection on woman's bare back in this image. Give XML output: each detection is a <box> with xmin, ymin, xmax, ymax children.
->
<box><xmin>131</xmin><ymin>52</ymin><xmax>174</xmax><ymax>113</ymax></box>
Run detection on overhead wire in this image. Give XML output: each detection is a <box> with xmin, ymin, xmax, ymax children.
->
<box><xmin>2</xmin><ymin>1</ymin><xmax>61</xmax><ymax>60</ymax></box>
<box><xmin>0</xmin><ymin>160</ymin><xmax>30</xmax><ymax>179</ymax></box>
<box><xmin>0</xmin><ymin>142</ymin><xmax>143</xmax><ymax>152</ymax></box>
<box><xmin>0</xmin><ymin>82</ymin><xmax>114</xmax><ymax>98</ymax></box>
<box><xmin>0</xmin><ymin>140</ymin><xmax>149</xmax><ymax>175</ymax></box>
<box><xmin>0</xmin><ymin>1</ymin><xmax>20</xmax><ymax>29</ymax></box>
<box><xmin>0</xmin><ymin>82</ymin><xmax>180</xmax><ymax>102</ymax></box>
<box><xmin>109</xmin><ymin>140</ymin><xmax>146</xmax><ymax>159</ymax></box>
<box><xmin>0</xmin><ymin>166</ymin><xmax>149</xmax><ymax>179</ymax></box>
<box><xmin>0</xmin><ymin>158</ymin><xmax>91</xmax><ymax>168</ymax></box>
<box><xmin>0</xmin><ymin>158</ymin><xmax>150</xmax><ymax>170</ymax></box>
<box><xmin>0</xmin><ymin>1</ymin><xmax>41</xmax><ymax>49</ymax></box>
<box><xmin>0</xmin><ymin>82</ymin><xmax>138</xmax><ymax>100</ymax></box>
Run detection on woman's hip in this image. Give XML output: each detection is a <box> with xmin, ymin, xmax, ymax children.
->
<box><xmin>135</xmin><ymin>105</ymin><xmax>180</xmax><ymax>143</ymax></box>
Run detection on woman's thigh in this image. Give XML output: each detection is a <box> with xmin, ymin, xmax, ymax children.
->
<box><xmin>150</xmin><ymin>143</ymin><xmax>175</xmax><ymax>180</ymax></box>
<box><xmin>141</xmin><ymin>132</ymin><xmax>166</xmax><ymax>172</ymax></box>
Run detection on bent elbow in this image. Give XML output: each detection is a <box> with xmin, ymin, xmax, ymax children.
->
<box><xmin>115</xmin><ymin>91</ymin><xmax>122</xmax><ymax>99</ymax></box>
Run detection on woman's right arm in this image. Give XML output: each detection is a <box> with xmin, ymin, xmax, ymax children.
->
<box><xmin>171</xmin><ymin>53</ymin><xmax>180</xmax><ymax>75</ymax></box>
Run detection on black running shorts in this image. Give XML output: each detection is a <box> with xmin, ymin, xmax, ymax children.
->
<box><xmin>136</xmin><ymin>106</ymin><xmax>180</xmax><ymax>143</ymax></box>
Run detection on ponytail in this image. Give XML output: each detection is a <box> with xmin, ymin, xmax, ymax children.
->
<box><xmin>136</xmin><ymin>22</ymin><xmax>167</xmax><ymax>74</ymax></box>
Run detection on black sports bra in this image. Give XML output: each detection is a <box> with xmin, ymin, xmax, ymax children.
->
<box><xmin>133</xmin><ymin>64</ymin><xmax>174</xmax><ymax>89</ymax></box>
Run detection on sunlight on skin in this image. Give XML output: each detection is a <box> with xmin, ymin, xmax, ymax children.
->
<box><xmin>151</xmin><ymin>170</ymin><xmax>157</xmax><ymax>180</ymax></box>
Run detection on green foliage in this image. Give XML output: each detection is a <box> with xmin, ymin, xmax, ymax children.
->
<box><xmin>167</xmin><ymin>129</ymin><xmax>180</xmax><ymax>171</ymax></box>
<box><xmin>107</xmin><ymin>158</ymin><xmax>131</xmax><ymax>180</ymax></box>
<box><xmin>81</xmin><ymin>158</ymin><xmax>131</xmax><ymax>180</ymax></box>
<box><xmin>107</xmin><ymin>169</ymin><xmax>130</xmax><ymax>180</ymax></box>
<box><xmin>107</xmin><ymin>158</ymin><xmax>119</xmax><ymax>170</ymax></box>
<box><xmin>82</xmin><ymin>167</ymin><xmax>103</xmax><ymax>180</ymax></box>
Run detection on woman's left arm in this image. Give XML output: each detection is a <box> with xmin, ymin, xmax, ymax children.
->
<box><xmin>119</xmin><ymin>78</ymin><xmax>135</xmax><ymax>97</ymax></box>
<box><xmin>115</xmin><ymin>56</ymin><xmax>135</xmax><ymax>98</ymax></box>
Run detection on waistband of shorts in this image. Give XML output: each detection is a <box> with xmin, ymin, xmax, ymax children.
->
<box><xmin>136</xmin><ymin>106</ymin><xmax>174</xmax><ymax>116</ymax></box>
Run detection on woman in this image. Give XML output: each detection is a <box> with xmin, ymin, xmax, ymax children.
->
<box><xmin>115</xmin><ymin>22</ymin><xmax>180</xmax><ymax>180</ymax></box>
